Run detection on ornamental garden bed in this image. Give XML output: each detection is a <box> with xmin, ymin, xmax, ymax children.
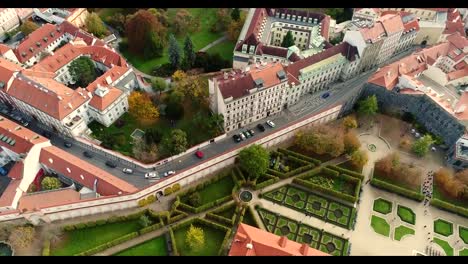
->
<box><xmin>433</xmin><ymin>219</ymin><xmax>453</xmax><ymax>237</ymax></box>
<box><xmin>287</xmin><ymin>145</ymin><xmax>336</xmax><ymax>163</ymax></box>
<box><xmin>370</xmin><ymin>215</ymin><xmax>390</xmax><ymax>237</ymax></box>
<box><xmin>262</xmin><ymin>185</ymin><xmax>356</xmax><ymax>230</ymax></box>
<box><xmin>460</xmin><ymin>248</ymin><xmax>468</xmax><ymax>256</ymax></box>
<box><xmin>257</xmin><ymin>208</ymin><xmax>349</xmax><ymax>256</ymax></box>
<box><xmin>373</xmin><ymin>198</ymin><xmax>393</xmax><ymax>215</ymax></box>
<box><xmin>337</xmin><ymin>160</ymin><xmax>363</xmax><ymax>174</ymax></box>
<box><xmin>460</xmin><ymin>226</ymin><xmax>468</xmax><ymax>244</ymax></box>
<box><xmin>114</xmin><ymin>236</ymin><xmax>168</xmax><ymax>256</ymax></box>
<box><xmin>433</xmin><ymin>237</ymin><xmax>453</xmax><ymax>256</ymax></box>
<box><xmin>397</xmin><ymin>205</ymin><xmax>416</xmax><ymax>225</ymax></box>
<box><xmin>394</xmin><ymin>225</ymin><xmax>415</xmax><ymax>241</ymax></box>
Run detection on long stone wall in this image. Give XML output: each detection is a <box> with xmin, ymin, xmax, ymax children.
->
<box><xmin>0</xmin><ymin>104</ymin><xmax>342</xmax><ymax>223</ymax></box>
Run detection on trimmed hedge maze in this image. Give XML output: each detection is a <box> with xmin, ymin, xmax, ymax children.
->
<box><xmin>257</xmin><ymin>208</ymin><xmax>349</xmax><ymax>256</ymax></box>
<box><xmin>373</xmin><ymin>198</ymin><xmax>392</xmax><ymax>215</ymax></box>
<box><xmin>434</xmin><ymin>219</ymin><xmax>454</xmax><ymax>237</ymax></box>
<box><xmin>263</xmin><ymin>185</ymin><xmax>357</xmax><ymax>229</ymax></box>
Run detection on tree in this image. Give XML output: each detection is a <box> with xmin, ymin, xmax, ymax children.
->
<box><xmin>231</xmin><ymin>8</ymin><xmax>241</xmax><ymax>21</ymax></box>
<box><xmin>411</xmin><ymin>134</ymin><xmax>434</xmax><ymax>157</ymax></box>
<box><xmin>342</xmin><ymin>116</ymin><xmax>357</xmax><ymax>130</ymax></box>
<box><xmin>139</xmin><ymin>215</ymin><xmax>152</xmax><ymax>228</ymax></box>
<box><xmin>172</xmin><ymin>70</ymin><xmax>188</xmax><ymax>83</ymax></box>
<box><xmin>185</xmin><ymin>224</ymin><xmax>205</xmax><ymax>251</ymax></box>
<box><xmin>173</xmin><ymin>9</ymin><xmax>197</xmax><ymax>35</ymax></box>
<box><xmin>172</xmin><ymin>72</ymin><xmax>208</xmax><ymax>105</ymax></box>
<box><xmin>165</xmin><ymin>101</ymin><xmax>185</xmax><ymax>120</ymax></box>
<box><xmin>375</xmin><ymin>152</ymin><xmax>399</xmax><ymax>176</ymax></box>
<box><xmin>41</xmin><ymin>177</ymin><xmax>61</xmax><ymax>191</ymax></box>
<box><xmin>358</xmin><ymin>95</ymin><xmax>378</xmax><ymax>117</ymax></box>
<box><xmin>68</xmin><ymin>56</ymin><xmax>97</xmax><ymax>87</ymax></box>
<box><xmin>227</xmin><ymin>12</ymin><xmax>246</xmax><ymax>41</ymax></box>
<box><xmin>161</xmin><ymin>129</ymin><xmax>188</xmax><ymax>155</ymax></box>
<box><xmin>294</xmin><ymin>125</ymin><xmax>345</xmax><ymax>157</ymax></box>
<box><xmin>183</xmin><ymin>36</ymin><xmax>196</xmax><ymax>70</ymax></box>
<box><xmin>148</xmin><ymin>8</ymin><xmax>169</xmax><ymax>26</ymax></box>
<box><xmin>238</xmin><ymin>144</ymin><xmax>270</xmax><ymax>180</ymax></box>
<box><xmin>167</xmin><ymin>89</ymin><xmax>185</xmax><ymax>105</ymax></box>
<box><xmin>85</xmin><ymin>12</ymin><xmax>107</xmax><ymax>38</ymax></box>
<box><xmin>106</xmin><ymin>13</ymin><xmax>128</xmax><ymax>35</ymax></box>
<box><xmin>151</xmin><ymin>77</ymin><xmax>167</xmax><ymax>97</ymax></box>
<box><xmin>455</xmin><ymin>169</ymin><xmax>468</xmax><ymax>185</ymax></box>
<box><xmin>8</xmin><ymin>226</ymin><xmax>35</xmax><ymax>249</ymax></box>
<box><xmin>132</xmin><ymin>138</ymin><xmax>159</xmax><ymax>163</ymax></box>
<box><xmin>168</xmin><ymin>34</ymin><xmax>182</xmax><ymax>69</ymax></box>
<box><xmin>144</xmin><ymin>31</ymin><xmax>165</xmax><ymax>58</ymax></box>
<box><xmin>128</xmin><ymin>91</ymin><xmax>159</xmax><ymax>122</ymax></box>
<box><xmin>125</xmin><ymin>10</ymin><xmax>167</xmax><ymax>57</ymax></box>
<box><xmin>0</xmin><ymin>223</ymin><xmax>14</xmax><ymax>241</ymax></box>
<box><xmin>145</xmin><ymin>128</ymin><xmax>163</xmax><ymax>144</ymax></box>
<box><xmin>350</xmin><ymin>150</ymin><xmax>368</xmax><ymax>168</ymax></box>
<box><xmin>188</xmin><ymin>192</ymin><xmax>201</xmax><ymax>207</ymax></box>
<box><xmin>344</xmin><ymin>131</ymin><xmax>361</xmax><ymax>155</ymax></box>
<box><xmin>281</xmin><ymin>31</ymin><xmax>295</xmax><ymax>48</ymax></box>
<box><xmin>213</xmin><ymin>9</ymin><xmax>231</xmax><ymax>33</ymax></box>
<box><xmin>19</xmin><ymin>20</ymin><xmax>39</xmax><ymax>35</ymax></box>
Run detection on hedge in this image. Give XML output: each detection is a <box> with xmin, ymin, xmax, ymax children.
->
<box><xmin>247</xmin><ymin>206</ymin><xmax>262</xmax><ymax>228</ymax></box>
<box><xmin>267</xmin><ymin>168</ymin><xmax>286</xmax><ymax>178</ymax></box>
<box><xmin>196</xmin><ymin>218</ymin><xmax>230</xmax><ymax>233</ymax></box>
<box><xmin>430</xmin><ymin>198</ymin><xmax>468</xmax><ymax>218</ymax></box>
<box><xmin>74</xmin><ymin>232</ymin><xmax>139</xmax><ymax>256</ymax></box>
<box><xmin>206</xmin><ymin>212</ymin><xmax>234</xmax><ymax>226</ymax></box>
<box><xmin>168</xmin><ymin>212</ymin><xmax>188</xmax><ymax>224</ymax></box>
<box><xmin>322</xmin><ymin>167</ymin><xmax>340</xmax><ymax>177</ymax></box>
<box><xmin>42</xmin><ymin>238</ymin><xmax>50</xmax><ymax>256</ymax></box>
<box><xmin>255</xmin><ymin>177</ymin><xmax>279</xmax><ymax>190</ymax></box>
<box><xmin>164</xmin><ymin>187</ymin><xmax>173</xmax><ymax>196</ymax></box>
<box><xmin>139</xmin><ymin>222</ymin><xmax>164</xmax><ymax>235</ymax></box>
<box><xmin>172</xmin><ymin>183</ymin><xmax>181</xmax><ymax>192</ymax></box>
<box><xmin>235</xmin><ymin>166</ymin><xmax>247</xmax><ymax>181</ymax></box>
<box><xmin>293</xmin><ymin>178</ymin><xmax>357</xmax><ymax>203</ymax></box>
<box><xmin>287</xmin><ymin>155</ymin><xmax>312</xmax><ymax>166</ymax></box>
<box><xmin>327</xmin><ymin>165</ymin><xmax>365</xmax><ymax>180</ymax></box>
<box><xmin>178</xmin><ymin>202</ymin><xmax>196</xmax><ymax>214</ymax></box>
<box><xmin>169</xmin><ymin>228</ymin><xmax>178</xmax><ymax>256</ymax></box>
<box><xmin>296</xmin><ymin>167</ymin><xmax>322</xmax><ymax>180</ymax></box>
<box><xmin>217</xmin><ymin>229</ymin><xmax>232</xmax><ymax>256</ymax></box>
<box><xmin>63</xmin><ymin>210</ymin><xmax>151</xmax><ymax>231</ymax></box>
<box><xmin>370</xmin><ymin>178</ymin><xmax>424</xmax><ymax>202</ymax></box>
<box><xmin>277</xmin><ymin>148</ymin><xmax>322</xmax><ymax>165</ymax></box>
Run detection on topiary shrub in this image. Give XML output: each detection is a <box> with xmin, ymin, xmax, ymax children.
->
<box><xmin>172</xmin><ymin>183</ymin><xmax>181</xmax><ymax>192</ymax></box>
<box><xmin>164</xmin><ymin>187</ymin><xmax>173</xmax><ymax>196</ymax></box>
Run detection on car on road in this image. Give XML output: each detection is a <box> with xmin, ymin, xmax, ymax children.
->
<box><xmin>0</xmin><ymin>108</ymin><xmax>9</xmax><ymax>115</ymax></box>
<box><xmin>163</xmin><ymin>170</ymin><xmax>175</xmax><ymax>177</ymax></box>
<box><xmin>105</xmin><ymin>160</ymin><xmax>117</xmax><ymax>168</ymax></box>
<box><xmin>83</xmin><ymin>151</ymin><xmax>94</xmax><ymax>158</ymax></box>
<box><xmin>266</xmin><ymin>120</ymin><xmax>276</xmax><ymax>128</ymax></box>
<box><xmin>239</xmin><ymin>133</ymin><xmax>246</xmax><ymax>140</ymax></box>
<box><xmin>64</xmin><ymin>142</ymin><xmax>72</xmax><ymax>148</ymax></box>
<box><xmin>257</xmin><ymin>123</ymin><xmax>266</xmax><ymax>132</ymax></box>
<box><xmin>232</xmin><ymin>134</ymin><xmax>241</xmax><ymax>143</ymax></box>
<box><xmin>145</xmin><ymin>172</ymin><xmax>158</xmax><ymax>179</ymax></box>
<box><xmin>248</xmin><ymin>129</ymin><xmax>255</xmax><ymax>136</ymax></box>
<box><xmin>122</xmin><ymin>168</ymin><xmax>133</xmax><ymax>174</ymax></box>
<box><xmin>321</xmin><ymin>92</ymin><xmax>330</xmax><ymax>99</ymax></box>
<box><xmin>243</xmin><ymin>131</ymin><xmax>251</xmax><ymax>138</ymax></box>
<box><xmin>195</xmin><ymin>150</ymin><xmax>204</xmax><ymax>159</ymax></box>
<box><xmin>42</xmin><ymin>131</ymin><xmax>52</xmax><ymax>138</ymax></box>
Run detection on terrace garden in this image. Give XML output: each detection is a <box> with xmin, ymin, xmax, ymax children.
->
<box><xmin>434</xmin><ymin>238</ymin><xmax>453</xmax><ymax>256</ymax></box>
<box><xmin>370</xmin><ymin>215</ymin><xmax>390</xmax><ymax>237</ymax></box>
<box><xmin>433</xmin><ymin>219</ymin><xmax>453</xmax><ymax>237</ymax></box>
<box><xmin>393</xmin><ymin>225</ymin><xmax>415</xmax><ymax>241</ymax></box>
<box><xmin>373</xmin><ymin>198</ymin><xmax>392</xmax><ymax>215</ymax></box>
<box><xmin>397</xmin><ymin>205</ymin><xmax>416</xmax><ymax>225</ymax></box>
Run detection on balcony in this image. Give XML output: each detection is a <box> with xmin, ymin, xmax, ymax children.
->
<box><xmin>64</xmin><ymin>115</ymin><xmax>84</xmax><ymax>131</ymax></box>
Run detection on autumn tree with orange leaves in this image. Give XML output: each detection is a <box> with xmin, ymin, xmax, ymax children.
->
<box><xmin>128</xmin><ymin>91</ymin><xmax>159</xmax><ymax>123</ymax></box>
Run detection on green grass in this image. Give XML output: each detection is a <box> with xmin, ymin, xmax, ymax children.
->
<box><xmin>370</xmin><ymin>215</ymin><xmax>390</xmax><ymax>237</ymax></box>
<box><xmin>394</xmin><ymin>225</ymin><xmax>415</xmax><ymax>241</ymax></box>
<box><xmin>460</xmin><ymin>226</ymin><xmax>468</xmax><ymax>244</ymax></box>
<box><xmin>51</xmin><ymin>220</ymin><xmax>141</xmax><ymax>256</ymax></box>
<box><xmin>434</xmin><ymin>237</ymin><xmax>453</xmax><ymax>256</ymax></box>
<box><xmin>373</xmin><ymin>198</ymin><xmax>393</xmax><ymax>215</ymax></box>
<box><xmin>397</xmin><ymin>205</ymin><xmax>416</xmax><ymax>225</ymax></box>
<box><xmin>206</xmin><ymin>40</ymin><xmax>235</xmax><ymax>63</ymax></box>
<box><xmin>242</xmin><ymin>208</ymin><xmax>258</xmax><ymax>227</ymax></box>
<box><xmin>173</xmin><ymin>224</ymin><xmax>226</xmax><ymax>256</ymax></box>
<box><xmin>373</xmin><ymin>170</ymin><xmax>421</xmax><ymax>192</ymax></box>
<box><xmin>433</xmin><ymin>183</ymin><xmax>468</xmax><ymax>208</ymax></box>
<box><xmin>459</xmin><ymin>248</ymin><xmax>468</xmax><ymax>256</ymax></box>
<box><xmin>114</xmin><ymin>236</ymin><xmax>168</xmax><ymax>256</ymax></box>
<box><xmin>97</xmin><ymin>8</ymin><xmax>125</xmax><ymax>21</ymax></box>
<box><xmin>187</xmin><ymin>175</ymin><xmax>235</xmax><ymax>206</ymax></box>
<box><xmin>121</xmin><ymin>8</ymin><xmax>223</xmax><ymax>74</ymax></box>
<box><xmin>433</xmin><ymin>219</ymin><xmax>453</xmax><ymax>237</ymax></box>
<box><xmin>215</xmin><ymin>206</ymin><xmax>237</xmax><ymax>219</ymax></box>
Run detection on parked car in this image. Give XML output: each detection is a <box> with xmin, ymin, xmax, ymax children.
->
<box><xmin>0</xmin><ymin>167</ymin><xmax>8</xmax><ymax>176</ymax></box>
<box><xmin>266</xmin><ymin>120</ymin><xmax>276</xmax><ymax>128</ymax></box>
<box><xmin>232</xmin><ymin>134</ymin><xmax>241</xmax><ymax>143</ymax></box>
<box><xmin>163</xmin><ymin>170</ymin><xmax>175</xmax><ymax>177</ymax></box>
<box><xmin>321</xmin><ymin>92</ymin><xmax>330</xmax><ymax>99</ymax></box>
<box><xmin>122</xmin><ymin>168</ymin><xmax>133</xmax><ymax>174</ymax></box>
<box><xmin>195</xmin><ymin>150</ymin><xmax>204</xmax><ymax>159</ymax></box>
<box><xmin>105</xmin><ymin>160</ymin><xmax>117</xmax><ymax>168</ymax></box>
<box><xmin>0</xmin><ymin>108</ymin><xmax>10</xmax><ymax>115</ymax></box>
<box><xmin>244</xmin><ymin>131</ymin><xmax>251</xmax><ymax>138</ymax></box>
<box><xmin>145</xmin><ymin>172</ymin><xmax>159</xmax><ymax>179</ymax></box>
<box><xmin>64</xmin><ymin>141</ymin><xmax>72</xmax><ymax>148</ymax></box>
<box><xmin>83</xmin><ymin>151</ymin><xmax>94</xmax><ymax>158</ymax></box>
<box><xmin>239</xmin><ymin>133</ymin><xmax>246</xmax><ymax>140</ymax></box>
<box><xmin>257</xmin><ymin>123</ymin><xmax>266</xmax><ymax>132</ymax></box>
<box><xmin>248</xmin><ymin>129</ymin><xmax>255</xmax><ymax>136</ymax></box>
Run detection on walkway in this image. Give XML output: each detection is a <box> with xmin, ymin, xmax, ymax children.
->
<box><xmin>199</xmin><ymin>35</ymin><xmax>228</xmax><ymax>52</ymax></box>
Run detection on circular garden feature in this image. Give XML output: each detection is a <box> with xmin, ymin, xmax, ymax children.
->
<box><xmin>240</xmin><ymin>191</ymin><xmax>253</xmax><ymax>202</ymax></box>
<box><xmin>326</xmin><ymin>242</ymin><xmax>336</xmax><ymax>253</ymax></box>
<box><xmin>312</xmin><ymin>201</ymin><xmax>321</xmax><ymax>210</ymax></box>
<box><xmin>303</xmin><ymin>234</ymin><xmax>313</xmax><ymax>244</ymax></box>
<box><xmin>281</xmin><ymin>226</ymin><xmax>290</xmax><ymax>236</ymax></box>
<box><xmin>368</xmin><ymin>144</ymin><xmax>377</xmax><ymax>152</ymax></box>
<box><xmin>292</xmin><ymin>194</ymin><xmax>300</xmax><ymax>202</ymax></box>
<box><xmin>0</xmin><ymin>242</ymin><xmax>13</xmax><ymax>256</ymax></box>
<box><xmin>334</xmin><ymin>209</ymin><xmax>343</xmax><ymax>218</ymax></box>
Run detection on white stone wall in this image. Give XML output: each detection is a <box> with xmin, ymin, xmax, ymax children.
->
<box><xmin>0</xmin><ymin>8</ymin><xmax>20</xmax><ymax>36</ymax></box>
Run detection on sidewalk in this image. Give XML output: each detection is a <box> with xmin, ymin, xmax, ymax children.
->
<box><xmin>199</xmin><ymin>35</ymin><xmax>228</xmax><ymax>52</ymax></box>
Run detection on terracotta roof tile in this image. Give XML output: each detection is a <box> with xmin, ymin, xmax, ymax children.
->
<box><xmin>0</xmin><ymin>179</ymin><xmax>21</xmax><ymax>208</ymax></box>
<box><xmin>447</xmin><ymin>68</ymin><xmax>468</xmax><ymax>81</ymax></box>
<box><xmin>18</xmin><ymin>189</ymin><xmax>81</xmax><ymax>212</ymax></box>
<box><xmin>360</xmin><ymin>22</ymin><xmax>386</xmax><ymax>42</ymax></box>
<box><xmin>86</xmin><ymin>66</ymin><xmax>128</xmax><ymax>111</ymax></box>
<box><xmin>0</xmin><ymin>44</ymin><xmax>12</xmax><ymax>54</ymax></box>
<box><xmin>0</xmin><ymin>117</ymin><xmax>48</xmax><ymax>154</ymax></box>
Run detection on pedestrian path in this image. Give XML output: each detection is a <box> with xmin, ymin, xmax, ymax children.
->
<box><xmin>199</xmin><ymin>35</ymin><xmax>228</xmax><ymax>52</ymax></box>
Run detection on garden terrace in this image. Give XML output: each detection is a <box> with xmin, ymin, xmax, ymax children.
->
<box><xmin>336</xmin><ymin>159</ymin><xmax>364</xmax><ymax>173</ymax></box>
<box><xmin>373</xmin><ymin>198</ymin><xmax>392</xmax><ymax>215</ymax></box>
<box><xmin>397</xmin><ymin>205</ymin><xmax>416</xmax><ymax>225</ymax></box>
<box><xmin>460</xmin><ymin>226</ymin><xmax>468</xmax><ymax>244</ymax></box>
<box><xmin>266</xmin><ymin>148</ymin><xmax>319</xmax><ymax>179</ymax></box>
<box><xmin>257</xmin><ymin>207</ymin><xmax>349</xmax><ymax>256</ymax></box>
<box><xmin>460</xmin><ymin>248</ymin><xmax>468</xmax><ymax>256</ymax></box>
<box><xmin>394</xmin><ymin>225</ymin><xmax>415</xmax><ymax>241</ymax></box>
<box><xmin>370</xmin><ymin>215</ymin><xmax>390</xmax><ymax>237</ymax></box>
<box><xmin>431</xmin><ymin>183</ymin><xmax>468</xmax><ymax>217</ymax></box>
<box><xmin>206</xmin><ymin>202</ymin><xmax>238</xmax><ymax>227</ymax></box>
<box><xmin>287</xmin><ymin>145</ymin><xmax>335</xmax><ymax>163</ymax></box>
<box><xmin>240</xmin><ymin>206</ymin><xmax>260</xmax><ymax>228</ymax></box>
<box><xmin>262</xmin><ymin>185</ymin><xmax>357</xmax><ymax>230</ymax></box>
<box><xmin>114</xmin><ymin>236</ymin><xmax>168</xmax><ymax>256</ymax></box>
<box><xmin>371</xmin><ymin>169</ymin><xmax>424</xmax><ymax>202</ymax></box>
<box><xmin>434</xmin><ymin>219</ymin><xmax>453</xmax><ymax>237</ymax></box>
<box><xmin>434</xmin><ymin>238</ymin><xmax>453</xmax><ymax>256</ymax></box>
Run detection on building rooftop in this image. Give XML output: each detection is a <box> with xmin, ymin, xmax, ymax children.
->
<box><xmin>18</xmin><ymin>188</ymin><xmax>81</xmax><ymax>212</ymax></box>
<box><xmin>0</xmin><ymin>117</ymin><xmax>48</xmax><ymax>154</ymax></box>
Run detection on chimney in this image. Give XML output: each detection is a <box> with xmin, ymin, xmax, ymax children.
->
<box><xmin>278</xmin><ymin>236</ymin><xmax>288</xmax><ymax>248</ymax></box>
<box><xmin>300</xmin><ymin>243</ymin><xmax>309</xmax><ymax>255</ymax></box>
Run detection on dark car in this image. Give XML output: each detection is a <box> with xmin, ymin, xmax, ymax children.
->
<box><xmin>64</xmin><ymin>141</ymin><xmax>72</xmax><ymax>148</ymax></box>
<box><xmin>83</xmin><ymin>151</ymin><xmax>94</xmax><ymax>158</ymax></box>
<box><xmin>257</xmin><ymin>123</ymin><xmax>266</xmax><ymax>132</ymax></box>
<box><xmin>321</xmin><ymin>92</ymin><xmax>330</xmax><ymax>99</ymax></box>
<box><xmin>232</xmin><ymin>134</ymin><xmax>241</xmax><ymax>143</ymax></box>
<box><xmin>105</xmin><ymin>160</ymin><xmax>117</xmax><ymax>168</ymax></box>
<box><xmin>42</xmin><ymin>131</ymin><xmax>52</xmax><ymax>138</ymax></box>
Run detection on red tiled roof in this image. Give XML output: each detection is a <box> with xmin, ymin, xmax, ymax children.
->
<box><xmin>0</xmin><ymin>179</ymin><xmax>21</xmax><ymax>208</ymax></box>
<box><xmin>0</xmin><ymin>44</ymin><xmax>11</xmax><ymax>54</ymax></box>
<box><xmin>403</xmin><ymin>19</ymin><xmax>420</xmax><ymax>33</ymax></box>
<box><xmin>454</xmin><ymin>91</ymin><xmax>468</xmax><ymax>120</ymax></box>
<box><xmin>447</xmin><ymin>68</ymin><xmax>468</xmax><ymax>81</ymax></box>
<box><xmin>0</xmin><ymin>58</ymin><xmax>22</xmax><ymax>84</ymax></box>
<box><xmin>18</xmin><ymin>189</ymin><xmax>81</xmax><ymax>212</ymax></box>
<box><xmin>86</xmin><ymin>66</ymin><xmax>128</xmax><ymax>111</ymax></box>
<box><xmin>444</xmin><ymin>22</ymin><xmax>467</xmax><ymax>37</ymax></box>
<box><xmin>360</xmin><ymin>21</ymin><xmax>386</xmax><ymax>42</ymax></box>
<box><xmin>7</xmin><ymin>162</ymin><xmax>24</xmax><ymax>180</ymax></box>
<box><xmin>0</xmin><ymin>117</ymin><xmax>48</xmax><ymax>154</ymax></box>
<box><xmin>257</xmin><ymin>44</ymin><xmax>288</xmax><ymax>58</ymax></box>
<box><xmin>39</xmin><ymin>146</ymin><xmax>138</xmax><ymax>196</ymax></box>
<box><xmin>446</xmin><ymin>32</ymin><xmax>468</xmax><ymax>50</ymax></box>
<box><xmin>229</xmin><ymin>224</ymin><xmax>330</xmax><ymax>256</ymax></box>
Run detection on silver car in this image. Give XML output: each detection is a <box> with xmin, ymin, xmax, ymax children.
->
<box><xmin>145</xmin><ymin>172</ymin><xmax>158</xmax><ymax>179</ymax></box>
<box><xmin>122</xmin><ymin>168</ymin><xmax>133</xmax><ymax>174</ymax></box>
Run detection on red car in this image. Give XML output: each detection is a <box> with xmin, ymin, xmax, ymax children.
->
<box><xmin>195</xmin><ymin>150</ymin><xmax>204</xmax><ymax>159</ymax></box>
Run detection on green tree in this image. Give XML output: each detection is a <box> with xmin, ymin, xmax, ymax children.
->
<box><xmin>412</xmin><ymin>134</ymin><xmax>435</xmax><ymax>157</ymax></box>
<box><xmin>125</xmin><ymin>10</ymin><xmax>167</xmax><ymax>57</ymax></box>
<box><xmin>145</xmin><ymin>128</ymin><xmax>163</xmax><ymax>144</ymax></box>
<box><xmin>19</xmin><ymin>20</ymin><xmax>39</xmax><ymax>36</ymax></box>
<box><xmin>238</xmin><ymin>144</ymin><xmax>270</xmax><ymax>180</ymax></box>
<box><xmin>343</xmin><ymin>116</ymin><xmax>358</xmax><ymax>130</ymax></box>
<box><xmin>41</xmin><ymin>177</ymin><xmax>61</xmax><ymax>191</ymax></box>
<box><xmin>231</xmin><ymin>8</ymin><xmax>241</xmax><ymax>21</ymax></box>
<box><xmin>188</xmin><ymin>192</ymin><xmax>201</xmax><ymax>207</ymax></box>
<box><xmin>161</xmin><ymin>129</ymin><xmax>188</xmax><ymax>155</ymax></box>
<box><xmin>350</xmin><ymin>150</ymin><xmax>368</xmax><ymax>168</ymax></box>
<box><xmin>151</xmin><ymin>77</ymin><xmax>167</xmax><ymax>98</ymax></box>
<box><xmin>68</xmin><ymin>56</ymin><xmax>97</xmax><ymax>87</ymax></box>
<box><xmin>8</xmin><ymin>226</ymin><xmax>35</xmax><ymax>248</ymax></box>
<box><xmin>185</xmin><ymin>224</ymin><xmax>205</xmax><ymax>251</ymax></box>
<box><xmin>85</xmin><ymin>12</ymin><xmax>107</xmax><ymax>38</ymax></box>
<box><xmin>358</xmin><ymin>95</ymin><xmax>378</xmax><ymax>117</ymax></box>
<box><xmin>165</xmin><ymin>101</ymin><xmax>184</xmax><ymax>120</ymax></box>
<box><xmin>344</xmin><ymin>131</ymin><xmax>361</xmax><ymax>155</ymax></box>
<box><xmin>144</xmin><ymin>31</ymin><xmax>164</xmax><ymax>58</ymax></box>
<box><xmin>138</xmin><ymin>215</ymin><xmax>152</xmax><ymax>228</ymax></box>
<box><xmin>183</xmin><ymin>36</ymin><xmax>196</xmax><ymax>70</ymax></box>
<box><xmin>281</xmin><ymin>31</ymin><xmax>295</xmax><ymax>48</ymax></box>
<box><xmin>168</xmin><ymin>34</ymin><xmax>182</xmax><ymax>69</ymax></box>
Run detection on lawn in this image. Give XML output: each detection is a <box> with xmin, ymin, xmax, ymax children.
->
<box><xmin>183</xmin><ymin>175</ymin><xmax>235</xmax><ymax>206</ymax></box>
<box><xmin>397</xmin><ymin>205</ymin><xmax>416</xmax><ymax>225</ymax></box>
<box><xmin>206</xmin><ymin>39</ymin><xmax>235</xmax><ymax>63</ymax></box>
<box><xmin>173</xmin><ymin>223</ymin><xmax>226</xmax><ymax>256</ymax></box>
<box><xmin>394</xmin><ymin>225</ymin><xmax>415</xmax><ymax>241</ymax></box>
<box><xmin>460</xmin><ymin>248</ymin><xmax>468</xmax><ymax>256</ymax></box>
<box><xmin>114</xmin><ymin>236</ymin><xmax>168</xmax><ymax>256</ymax></box>
<box><xmin>373</xmin><ymin>198</ymin><xmax>393</xmax><ymax>215</ymax></box>
<box><xmin>460</xmin><ymin>226</ymin><xmax>468</xmax><ymax>244</ymax></box>
<box><xmin>214</xmin><ymin>205</ymin><xmax>237</xmax><ymax>219</ymax></box>
<box><xmin>370</xmin><ymin>215</ymin><xmax>390</xmax><ymax>237</ymax></box>
<box><xmin>433</xmin><ymin>219</ymin><xmax>453</xmax><ymax>237</ymax></box>
<box><xmin>51</xmin><ymin>220</ymin><xmax>141</xmax><ymax>256</ymax></box>
<box><xmin>97</xmin><ymin>8</ymin><xmax>125</xmax><ymax>21</ymax></box>
<box><xmin>120</xmin><ymin>8</ymin><xmax>224</xmax><ymax>74</ymax></box>
<box><xmin>434</xmin><ymin>237</ymin><xmax>453</xmax><ymax>256</ymax></box>
<box><xmin>242</xmin><ymin>208</ymin><xmax>258</xmax><ymax>228</ymax></box>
